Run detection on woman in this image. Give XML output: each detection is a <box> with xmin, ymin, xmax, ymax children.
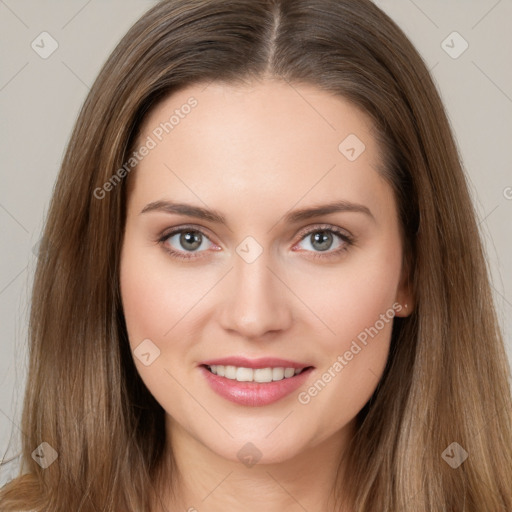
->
<box><xmin>1</xmin><ymin>0</ymin><xmax>511</xmax><ymax>510</ymax></box>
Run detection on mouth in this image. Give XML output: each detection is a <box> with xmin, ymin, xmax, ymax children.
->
<box><xmin>202</xmin><ymin>364</ymin><xmax>314</xmax><ymax>383</ymax></box>
<box><xmin>199</xmin><ymin>358</ymin><xmax>315</xmax><ymax>406</ymax></box>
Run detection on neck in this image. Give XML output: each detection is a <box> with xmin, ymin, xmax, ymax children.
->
<box><xmin>154</xmin><ymin>416</ymin><xmax>356</xmax><ymax>512</ymax></box>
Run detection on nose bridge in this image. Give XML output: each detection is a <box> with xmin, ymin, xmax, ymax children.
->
<box><xmin>218</xmin><ymin>245</ymin><xmax>291</xmax><ymax>338</ymax></box>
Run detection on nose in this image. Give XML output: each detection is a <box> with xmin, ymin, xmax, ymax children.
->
<box><xmin>217</xmin><ymin>250</ymin><xmax>293</xmax><ymax>340</ymax></box>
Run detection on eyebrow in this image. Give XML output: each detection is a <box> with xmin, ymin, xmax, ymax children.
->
<box><xmin>140</xmin><ymin>199</ymin><xmax>375</xmax><ymax>225</ymax></box>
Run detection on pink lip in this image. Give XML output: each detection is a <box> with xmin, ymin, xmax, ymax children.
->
<box><xmin>199</xmin><ymin>362</ymin><xmax>314</xmax><ymax>407</ymax></box>
<box><xmin>201</xmin><ymin>356</ymin><xmax>310</xmax><ymax>369</ymax></box>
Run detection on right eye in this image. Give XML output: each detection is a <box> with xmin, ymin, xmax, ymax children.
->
<box><xmin>159</xmin><ymin>226</ymin><xmax>218</xmax><ymax>260</ymax></box>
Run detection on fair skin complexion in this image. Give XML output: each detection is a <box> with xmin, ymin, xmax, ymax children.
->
<box><xmin>120</xmin><ymin>79</ymin><xmax>413</xmax><ymax>512</ymax></box>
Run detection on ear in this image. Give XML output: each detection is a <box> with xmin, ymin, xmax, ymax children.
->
<box><xmin>394</xmin><ymin>254</ymin><xmax>414</xmax><ymax>318</ymax></box>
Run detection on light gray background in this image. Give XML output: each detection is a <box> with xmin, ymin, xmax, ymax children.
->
<box><xmin>1</xmin><ymin>0</ymin><xmax>511</xmax><ymax>486</ymax></box>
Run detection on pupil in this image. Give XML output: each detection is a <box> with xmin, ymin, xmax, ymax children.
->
<box><xmin>181</xmin><ymin>231</ymin><xmax>201</xmax><ymax>250</ymax></box>
<box><xmin>312</xmin><ymin>231</ymin><xmax>332</xmax><ymax>251</ymax></box>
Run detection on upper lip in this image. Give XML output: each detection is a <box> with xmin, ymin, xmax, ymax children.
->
<box><xmin>201</xmin><ymin>356</ymin><xmax>313</xmax><ymax>370</ymax></box>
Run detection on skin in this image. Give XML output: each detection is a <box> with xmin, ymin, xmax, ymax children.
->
<box><xmin>120</xmin><ymin>79</ymin><xmax>413</xmax><ymax>512</ymax></box>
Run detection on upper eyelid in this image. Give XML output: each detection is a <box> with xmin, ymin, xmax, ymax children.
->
<box><xmin>295</xmin><ymin>223</ymin><xmax>352</xmax><ymax>239</ymax></box>
<box><xmin>159</xmin><ymin>224</ymin><xmax>217</xmax><ymax>244</ymax></box>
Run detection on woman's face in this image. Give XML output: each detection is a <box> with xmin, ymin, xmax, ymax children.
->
<box><xmin>120</xmin><ymin>79</ymin><xmax>412</xmax><ymax>464</ymax></box>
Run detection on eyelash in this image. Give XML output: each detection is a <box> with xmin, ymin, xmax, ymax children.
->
<box><xmin>157</xmin><ymin>224</ymin><xmax>355</xmax><ymax>261</ymax></box>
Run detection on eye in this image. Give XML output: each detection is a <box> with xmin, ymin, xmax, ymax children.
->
<box><xmin>293</xmin><ymin>224</ymin><xmax>354</xmax><ymax>259</ymax></box>
<box><xmin>159</xmin><ymin>226</ymin><xmax>216</xmax><ymax>260</ymax></box>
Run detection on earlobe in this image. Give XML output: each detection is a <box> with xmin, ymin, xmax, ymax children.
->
<box><xmin>401</xmin><ymin>302</ymin><xmax>413</xmax><ymax>317</ymax></box>
<box><xmin>394</xmin><ymin>269</ymin><xmax>414</xmax><ymax>318</ymax></box>
<box><xmin>394</xmin><ymin>251</ymin><xmax>415</xmax><ymax>317</ymax></box>
<box><xmin>394</xmin><ymin>289</ymin><xmax>414</xmax><ymax>317</ymax></box>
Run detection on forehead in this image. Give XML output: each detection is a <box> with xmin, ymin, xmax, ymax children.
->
<box><xmin>128</xmin><ymin>80</ymin><xmax>392</xmax><ymax>223</ymax></box>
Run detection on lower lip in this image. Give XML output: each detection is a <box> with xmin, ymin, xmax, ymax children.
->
<box><xmin>199</xmin><ymin>366</ymin><xmax>314</xmax><ymax>407</ymax></box>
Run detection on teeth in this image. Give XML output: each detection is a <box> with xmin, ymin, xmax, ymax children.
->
<box><xmin>236</xmin><ymin>367</ymin><xmax>253</xmax><ymax>382</ymax></box>
<box><xmin>207</xmin><ymin>365</ymin><xmax>305</xmax><ymax>382</ymax></box>
<box><xmin>272</xmin><ymin>367</ymin><xmax>284</xmax><ymax>381</ymax></box>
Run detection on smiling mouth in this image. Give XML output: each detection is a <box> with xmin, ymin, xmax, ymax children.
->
<box><xmin>202</xmin><ymin>364</ymin><xmax>314</xmax><ymax>383</ymax></box>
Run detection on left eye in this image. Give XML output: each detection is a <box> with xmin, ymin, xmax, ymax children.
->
<box><xmin>295</xmin><ymin>229</ymin><xmax>347</xmax><ymax>253</ymax></box>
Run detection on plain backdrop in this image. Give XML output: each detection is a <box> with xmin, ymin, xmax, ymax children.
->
<box><xmin>1</xmin><ymin>0</ymin><xmax>511</xmax><ymax>486</ymax></box>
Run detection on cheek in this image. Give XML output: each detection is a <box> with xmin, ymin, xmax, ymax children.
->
<box><xmin>119</xmin><ymin>242</ymin><xmax>200</xmax><ymax>414</ymax></box>
<box><xmin>119</xmin><ymin>238</ymin><xmax>224</xmax><ymax>407</ymax></box>
<box><xmin>120</xmin><ymin>240</ymin><xmax>209</xmax><ymax>346</ymax></box>
<box><xmin>293</xmin><ymin>244</ymin><xmax>401</xmax><ymax>425</ymax></box>
<box><xmin>293</xmin><ymin>244</ymin><xmax>402</xmax><ymax>352</ymax></box>
<box><xmin>120</xmin><ymin>258</ymin><xmax>171</xmax><ymax>345</ymax></box>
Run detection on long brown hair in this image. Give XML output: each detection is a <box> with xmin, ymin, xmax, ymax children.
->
<box><xmin>1</xmin><ymin>0</ymin><xmax>511</xmax><ymax>510</ymax></box>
